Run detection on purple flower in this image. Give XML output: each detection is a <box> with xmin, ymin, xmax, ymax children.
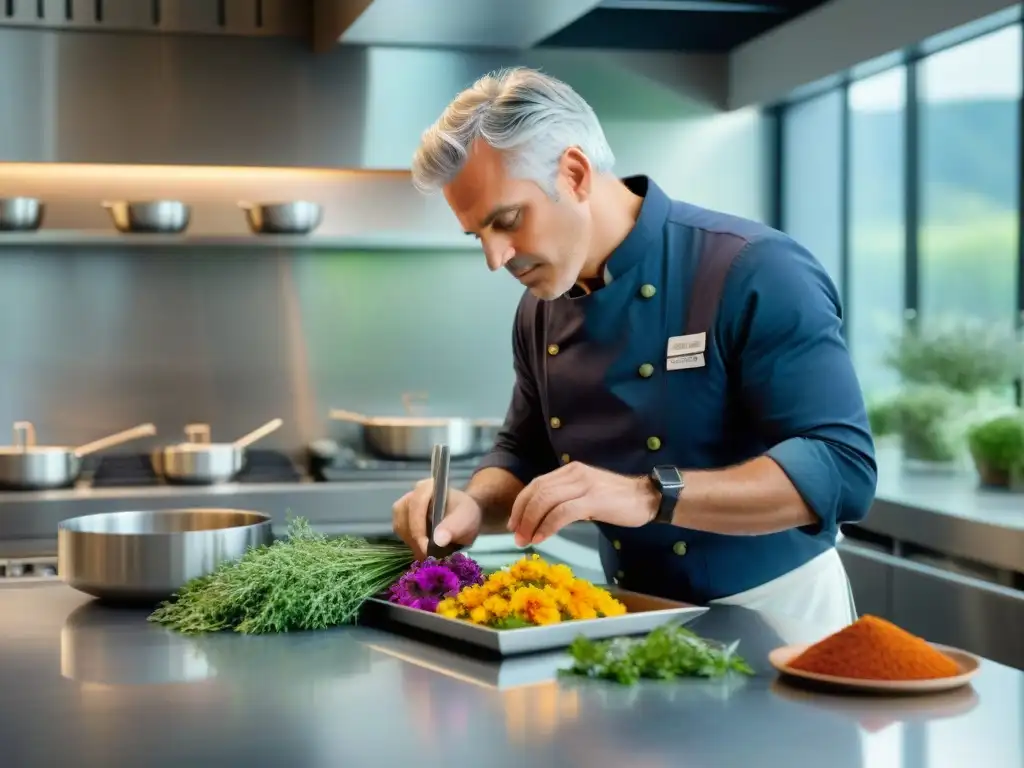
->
<box><xmin>446</xmin><ymin>552</ymin><xmax>484</xmax><ymax>587</ymax></box>
<box><xmin>412</xmin><ymin>564</ymin><xmax>461</xmax><ymax>596</ymax></box>
<box><xmin>388</xmin><ymin>563</ymin><xmax>459</xmax><ymax>611</ymax></box>
<box><xmin>387</xmin><ymin>553</ymin><xmax>485</xmax><ymax>612</ymax></box>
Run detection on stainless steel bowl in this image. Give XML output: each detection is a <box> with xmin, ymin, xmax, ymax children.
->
<box><xmin>102</xmin><ymin>200</ymin><xmax>191</xmax><ymax>234</ymax></box>
<box><xmin>58</xmin><ymin>508</ymin><xmax>273</xmax><ymax>604</ymax></box>
<box><xmin>0</xmin><ymin>197</ymin><xmax>44</xmax><ymax>231</ymax></box>
<box><xmin>240</xmin><ymin>201</ymin><xmax>323</xmax><ymax>235</ymax></box>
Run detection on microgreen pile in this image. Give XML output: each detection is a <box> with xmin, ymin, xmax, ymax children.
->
<box><xmin>148</xmin><ymin>517</ymin><xmax>413</xmax><ymax>635</ymax></box>
<box><xmin>562</xmin><ymin>624</ymin><xmax>755</xmax><ymax>685</ymax></box>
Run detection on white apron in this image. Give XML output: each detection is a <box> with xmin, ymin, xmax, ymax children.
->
<box><xmin>709</xmin><ymin>545</ymin><xmax>857</xmax><ymax>641</ymax></box>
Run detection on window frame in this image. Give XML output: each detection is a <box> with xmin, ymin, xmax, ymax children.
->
<box><xmin>770</xmin><ymin>13</ymin><xmax>1024</xmax><ymax>405</ymax></box>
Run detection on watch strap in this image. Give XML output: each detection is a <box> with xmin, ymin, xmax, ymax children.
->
<box><xmin>651</xmin><ymin>466</ymin><xmax>683</xmax><ymax>524</ymax></box>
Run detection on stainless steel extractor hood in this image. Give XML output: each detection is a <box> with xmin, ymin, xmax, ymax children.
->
<box><xmin>1</xmin><ymin>0</ymin><xmax>606</xmax><ymax>52</ymax></box>
<box><xmin>0</xmin><ymin>0</ymin><xmax>309</xmax><ymax>38</ymax></box>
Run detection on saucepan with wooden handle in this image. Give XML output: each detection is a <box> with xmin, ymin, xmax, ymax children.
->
<box><xmin>150</xmin><ymin>418</ymin><xmax>284</xmax><ymax>485</ymax></box>
<box><xmin>0</xmin><ymin>421</ymin><xmax>158</xmax><ymax>491</ymax></box>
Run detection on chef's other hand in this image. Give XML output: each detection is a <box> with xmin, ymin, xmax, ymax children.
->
<box><xmin>392</xmin><ymin>479</ymin><xmax>483</xmax><ymax>560</ymax></box>
<box><xmin>507</xmin><ymin>462</ymin><xmax>659</xmax><ymax>547</ymax></box>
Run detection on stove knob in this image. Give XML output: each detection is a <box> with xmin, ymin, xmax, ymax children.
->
<box><xmin>7</xmin><ymin>564</ymin><xmax>24</xmax><ymax>577</ymax></box>
<box><xmin>39</xmin><ymin>565</ymin><xmax>57</xmax><ymax>577</ymax></box>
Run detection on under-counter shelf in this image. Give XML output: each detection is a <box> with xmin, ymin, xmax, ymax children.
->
<box><xmin>0</xmin><ymin>230</ymin><xmax>481</xmax><ymax>252</ymax></box>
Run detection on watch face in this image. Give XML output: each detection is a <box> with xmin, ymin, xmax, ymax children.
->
<box><xmin>654</xmin><ymin>465</ymin><xmax>682</xmax><ymax>488</ymax></box>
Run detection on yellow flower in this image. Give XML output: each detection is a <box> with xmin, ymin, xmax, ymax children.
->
<box><xmin>457</xmin><ymin>584</ymin><xmax>488</xmax><ymax>609</ymax></box>
<box><xmin>509</xmin><ymin>554</ymin><xmax>549</xmax><ymax>583</ymax></box>
<box><xmin>436</xmin><ymin>598</ymin><xmax>462</xmax><ymax>619</ymax></box>
<box><xmin>566</xmin><ymin>599</ymin><xmax>599</xmax><ymax>621</ymax></box>
<box><xmin>483</xmin><ymin>595</ymin><xmax>511</xmax><ymax>619</ymax></box>
<box><xmin>509</xmin><ymin>585</ymin><xmax>562</xmax><ymax>625</ymax></box>
<box><xmin>469</xmin><ymin>605</ymin><xmax>490</xmax><ymax>625</ymax></box>
<box><xmin>543</xmin><ymin>585</ymin><xmax>572</xmax><ymax>610</ymax></box>
<box><xmin>483</xmin><ymin>571</ymin><xmax>515</xmax><ymax>594</ymax></box>
<box><xmin>592</xmin><ymin>593</ymin><xmax>627</xmax><ymax>617</ymax></box>
<box><xmin>545</xmin><ymin>563</ymin><xmax>575</xmax><ymax>588</ymax></box>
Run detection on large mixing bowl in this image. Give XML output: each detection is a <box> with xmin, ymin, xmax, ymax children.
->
<box><xmin>58</xmin><ymin>508</ymin><xmax>273</xmax><ymax>604</ymax></box>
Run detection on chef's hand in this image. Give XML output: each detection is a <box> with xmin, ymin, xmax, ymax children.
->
<box><xmin>392</xmin><ymin>480</ymin><xmax>483</xmax><ymax>560</ymax></box>
<box><xmin>507</xmin><ymin>462</ymin><xmax>659</xmax><ymax>546</ymax></box>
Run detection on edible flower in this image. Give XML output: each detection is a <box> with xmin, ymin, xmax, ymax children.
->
<box><xmin>387</xmin><ymin>551</ymin><xmax>484</xmax><ymax>612</ymax></box>
<box><xmin>436</xmin><ymin>554</ymin><xmax>627</xmax><ymax>629</ymax></box>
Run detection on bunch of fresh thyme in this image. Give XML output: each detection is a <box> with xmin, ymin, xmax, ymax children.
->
<box><xmin>148</xmin><ymin>517</ymin><xmax>413</xmax><ymax>634</ymax></box>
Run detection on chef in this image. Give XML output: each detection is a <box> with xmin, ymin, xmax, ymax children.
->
<box><xmin>392</xmin><ymin>67</ymin><xmax>877</xmax><ymax>632</ymax></box>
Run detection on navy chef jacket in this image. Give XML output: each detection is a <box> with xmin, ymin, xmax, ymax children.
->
<box><xmin>475</xmin><ymin>176</ymin><xmax>877</xmax><ymax>604</ymax></box>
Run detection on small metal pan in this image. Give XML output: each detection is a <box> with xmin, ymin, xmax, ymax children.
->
<box><xmin>0</xmin><ymin>421</ymin><xmax>157</xmax><ymax>491</ymax></box>
<box><xmin>150</xmin><ymin>418</ymin><xmax>283</xmax><ymax>485</ymax></box>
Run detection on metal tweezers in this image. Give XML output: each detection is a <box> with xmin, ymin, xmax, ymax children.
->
<box><xmin>426</xmin><ymin>443</ymin><xmax>453</xmax><ymax>560</ymax></box>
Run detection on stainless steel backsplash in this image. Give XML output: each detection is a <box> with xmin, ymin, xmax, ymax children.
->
<box><xmin>0</xmin><ymin>247</ymin><xmax>525</xmax><ymax>452</ymax></box>
<box><xmin>0</xmin><ymin>25</ymin><xmax>768</xmax><ymax>454</ymax></box>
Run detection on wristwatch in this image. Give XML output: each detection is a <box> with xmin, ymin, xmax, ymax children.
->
<box><xmin>649</xmin><ymin>466</ymin><xmax>684</xmax><ymax>524</ymax></box>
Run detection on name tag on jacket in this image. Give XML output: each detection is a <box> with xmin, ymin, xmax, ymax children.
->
<box><xmin>666</xmin><ymin>332</ymin><xmax>706</xmax><ymax>371</ymax></box>
<box><xmin>666</xmin><ymin>332</ymin><xmax>706</xmax><ymax>356</ymax></box>
<box><xmin>667</xmin><ymin>353</ymin><xmax>705</xmax><ymax>371</ymax></box>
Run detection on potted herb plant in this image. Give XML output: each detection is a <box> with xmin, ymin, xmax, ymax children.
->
<box><xmin>891</xmin><ymin>386</ymin><xmax>960</xmax><ymax>464</ymax></box>
<box><xmin>874</xmin><ymin>322</ymin><xmax>1024</xmax><ymax>467</ymax></box>
<box><xmin>883</xmin><ymin>321</ymin><xmax>1022</xmax><ymax>395</ymax></box>
<box><xmin>966</xmin><ymin>412</ymin><xmax>1024</xmax><ymax>491</ymax></box>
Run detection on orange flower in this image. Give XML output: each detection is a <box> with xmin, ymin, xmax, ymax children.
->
<box><xmin>509</xmin><ymin>586</ymin><xmax>562</xmax><ymax>625</ymax></box>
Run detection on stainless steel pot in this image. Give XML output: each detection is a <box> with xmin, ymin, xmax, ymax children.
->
<box><xmin>329</xmin><ymin>395</ymin><xmax>502</xmax><ymax>460</ymax></box>
<box><xmin>0</xmin><ymin>197</ymin><xmax>44</xmax><ymax>231</ymax></box>
<box><xmin>102</xmin><ymin>200</ymin><xmax>191</xmax><ymax>233</ymax></box>
<box><xmin>0</xmin><ymin>421</ymin><xmax>158</xmax><ymax>490</ymax></box>
<box><xmin>239</xmin><ymin>201</ymin><xmax>323</xmax><ymax>235</ymax></box>
<box><xmin>151</xmin><ymin>417</ymin><xmax>283</xmax><ymax>484</ymax></box>
<box><xmin>58</xmin><ymin>508</ymin><xmax>273</xmax><ymax>604</ymax></box>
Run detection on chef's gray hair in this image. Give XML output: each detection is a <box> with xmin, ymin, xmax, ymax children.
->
<box><xmin>411</xmin><ymin>67</ymin><xmax>615</xmax><ymax>196</ymax></box>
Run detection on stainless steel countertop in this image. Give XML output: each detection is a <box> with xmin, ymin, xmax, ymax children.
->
<box><xmin>1</xmin><ymin>582</ymin><xmax>1021</xmax><ymax>768</ymax></box>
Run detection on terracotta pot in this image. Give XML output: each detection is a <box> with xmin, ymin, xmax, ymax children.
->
<box><xmin>971</xmin><ymin>456</ymin><xmax>1010</xmax><ymax>489</ymax></box>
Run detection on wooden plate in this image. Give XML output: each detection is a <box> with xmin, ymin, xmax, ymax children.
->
<box><xmin>768</xmin><ymin>643</ymin><xmax>981</xmax><ymax>694</ymax></box>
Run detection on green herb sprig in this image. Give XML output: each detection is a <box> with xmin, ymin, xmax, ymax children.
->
<box><xmin>148</xmin><ymin>517</ymin><xmax>413</xmax><ymax>634</ymax></box>
<box><xmin>561</xmin><ymin>624</ymin><xmax>754</xmax><ymax>685</ymax></box>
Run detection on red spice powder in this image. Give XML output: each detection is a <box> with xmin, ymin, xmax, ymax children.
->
<box><xmin>787</xmin><ymin>615</ymin><xmax>962</xmax><ymax>681</ymax></box>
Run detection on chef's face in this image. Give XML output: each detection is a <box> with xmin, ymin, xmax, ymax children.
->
<box><xmin>444</xmin><ymin>140</ymin><xmax>593</xmax><ymax>300</ymax></box>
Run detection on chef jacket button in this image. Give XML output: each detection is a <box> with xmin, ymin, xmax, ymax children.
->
<box><xmin>560</xmin><ymin>453</ymin><xmax>571</xmax><ymax>464</ymax></box>
<box><xmin>612</xmin><ymin>539</ymin><xmax>622</xmax><ymax>550</ymax></box>
<box><xmin>640</xmin><ymin>284</ymin><xmax>656</xmax><ymax>299</ymax></box>
<box><xmin>615</xmin><ymin>570</ymin><xmax>625</xmax><ymax>581</ymax></box>
<box><xmin>673</xmin><ymin>541</ymin><xmax>688</xmax><ymax>557</ymax></box>
<box><xmin>638</xmin><ymin>363</ymin><xmax>654</xmax><ymax>378</ymax></box>
<box><xmin>550</xmin><ymin>417</ymin><xmax>562</xmax><ymax>429</ymax></box>
<box><xmin>547</xmin><ymin>344</ymin><xmax>560</xmax><ymax>356</ymax></box>
<box><xmin>646</xmin><ymin>436</ymin><xmax>662</xmax><ymax>451</ymax></box>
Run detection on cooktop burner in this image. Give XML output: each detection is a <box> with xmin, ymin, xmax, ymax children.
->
<box><xmin>90</xmin><ymin>450</ymin><xmax>303</xmax><ymax>488</ymax></box>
